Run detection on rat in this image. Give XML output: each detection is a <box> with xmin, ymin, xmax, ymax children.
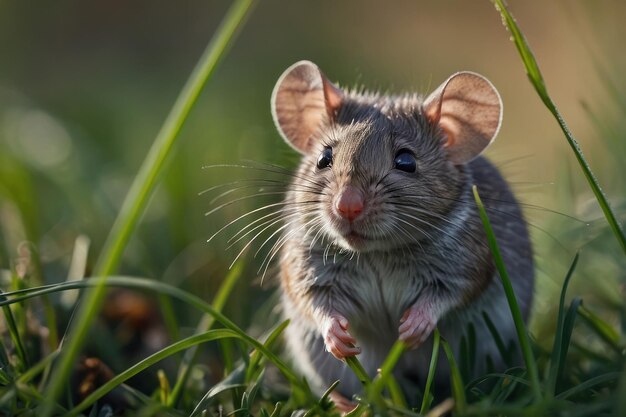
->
<box><xmin>270</xmin><ymin>60</ymin><xmax>534</xmax><ymax>404</ymax></box>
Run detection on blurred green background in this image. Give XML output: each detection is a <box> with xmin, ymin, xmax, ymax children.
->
<box><xmin>0</xmin><ymin>0</ymin><xmax>625</xmax><ymax>369</ymax></box>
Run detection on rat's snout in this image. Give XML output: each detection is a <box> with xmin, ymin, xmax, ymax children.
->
<box><xmin>335</xmin><ymin>186</ymin><xmax>364</xmax><ymax>222</ymax></box>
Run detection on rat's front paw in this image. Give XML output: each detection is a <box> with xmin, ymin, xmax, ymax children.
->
<box><xmin>322</xmin><ymin>314</ymin><xmax>361</xmax><ymax>360</ymax></box>
<box><xmin>398</xmin><ymin>305</ymin><xmax>436</xmax><ymax>349</ymax></box>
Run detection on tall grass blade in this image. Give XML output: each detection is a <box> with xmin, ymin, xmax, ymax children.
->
<box><xmin>473</xmin><ymin>185</ymin><xmax>541</xmax><ymax>401</ymax></box>
<box><xmin>345</xmin><ymin>403</ymin><xmax>367</xmax><ymax>417</ymax></box>
<box><xmin>441</xmin><ymin>337</ymin><xmax>466</xmax><ymax>412</ymax></box>
<box><xmin>577</xmin><ymin>305</ymin><xmax>621</xmax><ymax>353</ymax></box>
<box><xmin>547</xmin><ymin>253</ymin><xmax>579</xmax><ymax>395</ymax></box>
<box><xmin>17</xmin><ymin>351</ymin><xmax>59</xmax><ymax>385</ymax></box>
<box><xmin>319</xmin><ymin>380</ymin><xmax>340</xmax><ymax>405</ymax></box>
<box><xmin>269</xmin><ymin>402</ymin><xmax>283</xmax><ymax>417</ymax></box>
<box><xmin>386</xmin><ymin>375</ymin><xmax>407</xmax><ymax>409</ymax></box>
<box><xmin>420</xmin><ymin>328</ymin><xmax>441</xmax><ymax>414</ymax></box>
<box><xmin>0</xmin><ymin>290</ymin><xmax>28</xmax><ymax>370</ymax></box>
<box><xmin>555</xmin><ymin>372</ymin><xmax>620</xmax><ymax>401</ymax></box>
<box><xmin>482</xmin><ymin>312</ymin><xmax>513</xmax><ymax>367</ymax></box>
<box><xmin>66</xmin><ymin>329</ymin><xmax>246</xmax><ymax>417</ymax></box>
<box><xmin>491</xmin><ymin>0</ymin><xmax>626</xmax><ymax>255</ymax></box>
<box><xmin>39</xmin><ymin>1</ymin><xmax>257</xmax><ymax>414</ymax></box>
<box><xmin>189</xmin><ymin>368</ymin><xmax>247</xmax><ymax>417</ymax></box>
<box><xmin>0</xmin><ymin>276</ymin><xmax>307</xmax><ymax>394</ymax></box>
<box><xmin>158</xmin><ymin>294</ymin><xmax>180</xmax><ymax>343</ymax></box>
<box><xmin>555</xmin><ymin>297</ymin><xmax>583</xmax><ymax>393</ymax></box>
<box><xmin>245</xmin><ymin>319</ymin><xmax>290</xmax><ymax>383</ymax></box>
<box><xmin>370</xmin><ymin>340</ymin><xmax>405</xmax><ymax>395</ymax></box>
<box><xmin>169</xmin><ymin>263</ymin><xmax>244</xmax><ymax>407</ymax></box>
<box><xmin>345</xmin><ymin>356</ymin><xmax>371</xmax><ymax>387</ymax></box>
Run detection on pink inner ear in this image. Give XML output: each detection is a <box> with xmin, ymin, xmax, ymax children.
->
<box><xmin>301</xmin><ymin>94</ymin><xmax>326</xmax><ymax>140</ymax></box>
<box><xmin>323</xmin><ymin>78</ymin><xmax>344</xmax><ymax>118</ymax></box>
<box><xmin>423</xmin><ymin>71</ymin><xmax>502</xmax><ymax>165</ymax></box>
<box><xmin>440</xmin><ymin>122</ymin><xmax>458</xmax><ymax>148</ymax></box>
<box><xmin>271</xmin><ymin>61</ymin><xmax>345</xmax><ymax>154</ymax></box>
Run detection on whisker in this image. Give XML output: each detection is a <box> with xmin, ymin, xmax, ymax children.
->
<box><xmin>207</xmin><ymin>201</ymin><xmax>287</xmax><ymax>242</ymax></box>
<box><xmin>259</xmin><ymin>217</ymin><xmax>324</xmax><ymax>281</ymax></box>
<box><xmin>199</xmin><ymin>178</ymin><xmax>291</xmax><ymax>196</ymax></box>
<box><xmin>265</xmin><ymin>215</ymin><xmax>322</xmax><ymax>265</ymax></box>
<box><xmin>392</xmin><ymin>214</ymin><xmax>436</xmax><ymax>243</ymax></box>
<box><xmin>391</xmin><ymin>198</ymin><xmax>567</xmax><ymax>252</ymax></box>
<box><xmin>206</xmin><ymin>183</ymin><xmax>321</xmax><ymax>205</ymax></box>
<box><xmin>203</xmin><ymin>162</ymin><xmax>329</xmax><ymax>190</ymax></box>
<box><xmin>253</xmin><ymin>214</ymin><xmax>309</xmax><ymax>258</ymax></box>
<box><xmin>389</xmin><ymin>186</ymin><xmax>585</xmax><ymax>224</ymax></box>
<box><xmin>228</xmin><ymin>215</ymin><xmax>300</xmax><ymax>270</ymax></box>
<box><xmin>225</xmin><ymin>203</ymin><xmax>318</xmax><ymax>245</ymax></box>
<box><xmin>228</xmin><ymin>211</ymin><xmax>302</xmax><ymax>249</ymax></box>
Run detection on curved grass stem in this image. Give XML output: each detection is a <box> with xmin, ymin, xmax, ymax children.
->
<box><xmin>38</xmin><ymin>1</ymin><xmax>257</xmax><ymax>415</ymax></box>
<box><xmin>473</xmin><ymin>185</ymin><xmax>542</xmax><ymax>401</ymax></box>
<box><xmin>491</xmin><ymin>0</ymin><xmax>626</xmax><ymax>256</ymax></box>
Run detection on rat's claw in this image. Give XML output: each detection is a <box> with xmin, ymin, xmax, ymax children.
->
<box><xmin>398</xmin><ymin>305</ymin><xmax>436</xmax><ymax>349</ymax></box>
<box><xmin>323</xmin><ymin>314</ymin><xmax>360</xmax><ymax>360</ymax></box>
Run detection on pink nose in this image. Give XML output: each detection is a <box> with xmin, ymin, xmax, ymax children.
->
<box><xmin>336</xmin><ymin>186</ymin><xmax>364</xmax><ymax>221</ymax></box>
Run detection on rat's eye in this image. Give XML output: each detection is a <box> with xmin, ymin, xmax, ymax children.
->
<box><xmin>394</xmin><ymin>150</ymin><xmax>416</xmax><ymax>173</ymax></box>
<box><xmin>317</xmin><ymin>147</ymin><xmax>333</xmax><ymax>169</ymax></box>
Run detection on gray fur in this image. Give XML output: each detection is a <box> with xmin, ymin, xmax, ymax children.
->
<box><xmin>276</xmin><ymin>75</ymin><xmax>534</xmax><ymax>402</ymax></box>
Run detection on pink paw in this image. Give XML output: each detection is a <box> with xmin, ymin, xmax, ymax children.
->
<box><xmin>398</xmin><ymin>305</ymin><xmax>436</xmax><ymax>349</ymax></box>
<box><xmin>322</xmin><ymin>314</ymin><xmax>360</xmax><ymax>360</ymax></box>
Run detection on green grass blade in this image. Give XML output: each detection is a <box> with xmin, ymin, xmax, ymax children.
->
<box><xmin>169</xmin><ymin>263</ymin><xmax>244</xmax><ymax>407</ymax></box>
<box><xmin>420</xmin><ymin>328</ymin><xmax>441</xmax><ymax>414</ymax></box>
<box><xmin>441</xmin><ymin>337</ymin><xmax>466</xmax><ymax>412</ymax></box>
<box><xmin>556</xmin><ymin>305</ymin><xmax>583</xmax><ymax>383</ymax></box>
<box><xmin>17</xmin><ymin>351</ymin><xmax>59</xmax><ymax>385</ymax></box>
<box><xmin>386</xmin><ymin>375</ymin><xmax>407</xmax><ymax>409</ymax></box>
<box><xmin>491</xmin><ymin>0</ymin><xmax>626</xmax><ymax>256</ymax></box>
<box><xmin>350</xmin><ymin>340</ymin><xmax>405</xmax><ymax>413</ymax></box>
<box><xmin>577</xmin><ymin>305</ymin><xmax>622</xmax><ymax>353</ymax></box>
<box><xmin>473</xmin><ymin>185</ymin><xmax>541</xmax><ymax>401</ymax></box>
<box><xmin>345</xmin><ymin>356</ymin><xmax>371</xmax><ymax>387</ymax></box>
<box><xmin>319</xmin><ymin>379</ymin><xmax>340</xmax><ymax>402</ymax></box>
<box><xmin>482</xmin><ymin>312</ymin><xmax>513</xmax><ymax>367</ymax></box>
<box><xmin>220</xmin><ymin>338</ymin><xmax>236</xmax><ymax>375</ymax></box>
<box><xmin>0</xmin><ymin>276</ymin><xmax>307</xmax><ymax>394</ymax></box>
<box><xmin>245</xmin><ymin>319</ymin><xmax>290</xmax><ymax>383</ymax></box>
<box><xmin>157</xmin><ymin>369</ymin><xmax>171</xmax><ymax>405</ymax></box>
<box><xmin>344</xmin><ymin>403</ymin><xmax>367</xmax><ymax>417</ymax></box>
<box><xmin>39</xmin><ymin>1</ymin><xmax>257</xmax><ymax>415</ymax></box>
<box><xmin>159</xmin><ymin>294</ymin><xmax>180</xmax><ymax>343</ymax></box>
<box><xmin>370</xmin><ymin>340</ymin><xmax>405</xmax><ymax>395</ymax></box>
<box><xmin>269</xmin><ymin>402</ymin><xmax>283</xmax><ymax>417</ymax></box>
<box><xmin>556</xmin><ymin>371</ymin><xmax>620</xmax><ymax>400</ymax></box>
<box><xmin>0</xmin><ymin>290</ymin><xmax>29</xmax><ymax>370</ymax></box>
<box><xmin>66</xmin><ymin>329</ymin><xmax>244</xmax><ymax>417</ymax></box>
<box><xmin>547</xmin><ymin>253</ymin><xmax>579</xmax><ymax>395</ymax></box>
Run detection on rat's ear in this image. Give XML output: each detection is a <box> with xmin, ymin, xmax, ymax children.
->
<box><xmin>423</xmin><ymin>71</ymin><xmax>502</xmax><ymax>165</ymax></box>
<box><xmin>271</xmin><ymin>60</ymin><xmax>344</xmax><ymax>154</ymax></box>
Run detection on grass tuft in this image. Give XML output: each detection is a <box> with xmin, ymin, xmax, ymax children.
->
<box><xmin>492</xmin><ymin>0</ymin><xmax>626</xmax><ymax>256</ymax></box>
<box><xmin>0</xmin><ymin>1</ymin><xmax>625</xmax><ymax>416</ymax></box>
<box><xmin>39</xmin><ymin>1</ymin><xmax>257</xmax><ymax>415</ymax></box>
<box><xmin>473</xmin><ymin>185</ymin><xmax>542</xmax><ymax>401</ymax></box>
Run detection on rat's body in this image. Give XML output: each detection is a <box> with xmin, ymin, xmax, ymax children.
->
<box><xmin>271</xmin><ymin>61</ymin><xmax>534</xmax><ymax>402</ymax></box>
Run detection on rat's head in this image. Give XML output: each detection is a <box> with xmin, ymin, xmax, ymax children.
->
<box><xmin>271</xmin><ymin>61</ymin><xmax>502</xmax><ymax>252</ymax></box>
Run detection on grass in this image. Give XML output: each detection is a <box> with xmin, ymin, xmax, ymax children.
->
<box><xmin>0</xmin><ymin>1</ymin><xmax>625</xmax><ymax>416</ymax></box>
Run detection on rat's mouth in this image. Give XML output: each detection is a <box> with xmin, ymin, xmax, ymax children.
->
<box><xmin>325</xmin><ymin>208</ymin><xmax>378</xmax><ymax>249</ymax></box>
<box><xmin>344</xmin><ymin>230</ymin><xmax>366</xmax><ymax>241</ymax></box>
<box><xmin>338</xmin><ymin>229</ymin><xmax>374</xmax><ymax>248</ymax></box>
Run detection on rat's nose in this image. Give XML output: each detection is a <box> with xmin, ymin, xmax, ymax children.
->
<box><xmin>336</xmin><ymin>186</ymin><xmax>364</xmax><ymax>221</ymax></box>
